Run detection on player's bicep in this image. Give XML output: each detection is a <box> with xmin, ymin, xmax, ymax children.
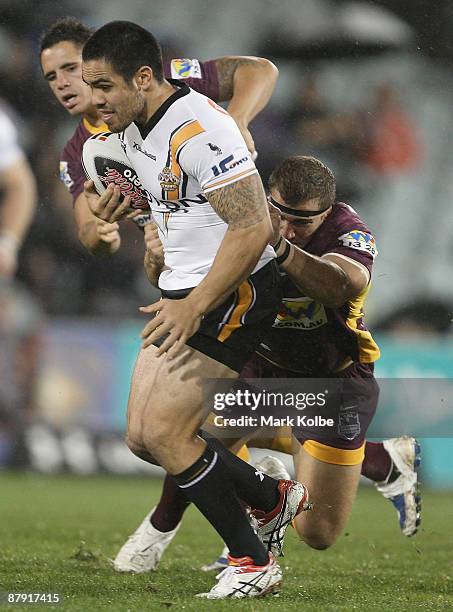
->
<box><xmin>214</xmin><ymin>56</ymin><xmax>251</xmax><ymax>101</ymax></box>
<box><xmin>205</xmin><ymin>172</ymin><xmax>269</xmax><ymax>231</ymax></box>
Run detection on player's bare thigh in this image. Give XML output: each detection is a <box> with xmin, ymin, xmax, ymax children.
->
<box><xmin>126</xmin><ymin>344</ymin><xmax>237</xmax><ymax>465</ymax></box>
<box><xmin>292</xmin><ymin>439</ymin><xmax>362</xmax><ymax>550</ymax></box>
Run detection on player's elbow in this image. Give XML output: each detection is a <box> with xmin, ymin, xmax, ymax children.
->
<box><xmin>322</xmin><ymin>271</ymin><xmax>351</xmax><ymax>308</ymax></box>
<box><xmin>257</xmin><ymin>57</ymin><xmax>279</xmax><ymax>83</ymax></box>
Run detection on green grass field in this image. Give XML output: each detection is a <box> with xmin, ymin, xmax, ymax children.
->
<box><xmin>0</xmin><ymin>473</ymin><xmax>452</xmax><ymax>611</ymax></box>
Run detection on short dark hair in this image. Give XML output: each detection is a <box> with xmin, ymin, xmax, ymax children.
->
<box><xmin>82</xmin><ymin>20</ymin><xmax>164</xmax><ymax>84</ymax></box>
<box><xmin>268</xmin><ymin>155</ymin><xmax>336</xmax><ymax>210</ymax></box>
<box><xmin>40</xmin><ymin>17</ymin><xmax>94</xmax><ymax>54</ymax></box>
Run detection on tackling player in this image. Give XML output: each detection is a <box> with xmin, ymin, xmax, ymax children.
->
<box><xmin>249</xmin><ymin>155</ymin><xmax>420</xmax><ymax>550</ymax></box>
<box><xmin>130</xmin><ymin>155</ymin><xmax>420</xmax><ymax>571</ymax></box>
<box><xmin>39</xmin><ymin>17</ymin><xmax>278</xmax><ymax>256</ymax></box>
<box><xmin>82</xmin><ymin>21</ymin><xmax>309</xmax><ymax>600</ymax></box>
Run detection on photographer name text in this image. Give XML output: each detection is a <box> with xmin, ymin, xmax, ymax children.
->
<box><xmin>213</xmin><ymin>414</ymin><xmax>334</xmax><ymax>428</ymax></box>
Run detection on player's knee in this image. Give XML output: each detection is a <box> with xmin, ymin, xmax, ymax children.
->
<box><xmin>125</xmin><ymin>435</ymin><xmax>160</xmax><ymax>465</ymax></box>
<box><xmin>125</xmin><ymin>434</ymin><xmax>146</xmax><ymax>458</ymax></box>
<box><xmin>295</xmin><ymin>519</ymin><xmax>339</xmax><ymax>550</ymax></box>
<box><xmin>303</xmin><ymin>534</ymin><xmax>335</xmax><ymax>550</ymax></box>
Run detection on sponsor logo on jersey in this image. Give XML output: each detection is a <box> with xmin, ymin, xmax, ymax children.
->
<box><xmin>150</xmin><ymin>192</ymin><xmax>207</xmax><ymax>214</ymax></box>
<box><xmin>158</xmin><ymin>166</ymin><xmax>181</xmax><ymax>192</ymax></box>
<box><xmin>211</xmin><ymin>154</ymin><xmax>249</xmax><ymax>177</ymax></box>
<box><xmin>338</xmin><ymin>230</ymin><xmax>377</xmax><ymax>258</ymax></box>
<box><xmin>132</xmin><ymin>142</ymin><xmax>156</xmax><ymax>160</ymax></box>
<box><xmin>59</xmin><ymin>161</ymin><xmax>74</xmax><ymax>191</ymax></box>
<box><xmin>274</xmin><ymin>297</ymin><xmax>328</xmax><ymax>330</ymax></box>
<box><xmin>170</xmin><ymin>58</ymin><xmax>201</xmax><ymax>79</ymax></box>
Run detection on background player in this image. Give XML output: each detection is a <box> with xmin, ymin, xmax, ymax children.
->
<box><xmin>39</xmin><ymin>17</ymin><xmax>278</xmax><ymax>256</ymax></box>
<box><xmin>0</xmin><ymin>106</ymin><xmax>36</xmax><ymax>279</ymax></box>
<box><xmin>0</xmin><ymin>104</ymin><xmax>38</xmax><ymax>469</ymax></box>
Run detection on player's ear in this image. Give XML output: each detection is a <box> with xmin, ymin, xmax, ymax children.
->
<box><xmin>134</xmin><ymin>66</ymin><xmax>154</xmax><ymax>91</ymax></box>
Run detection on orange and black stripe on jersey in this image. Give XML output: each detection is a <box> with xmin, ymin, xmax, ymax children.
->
<box><xmin>163</xmin><ymin>119</ymin><xmax>205</xmax><ymax>200</ymax></box>
<box><xmin>217</xmin><ymin>279</ymin><xmax>257</xmax><ymax>342</ymax></box>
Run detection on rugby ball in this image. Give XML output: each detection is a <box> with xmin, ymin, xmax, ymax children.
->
<box><xmin>82</xmin><ymin>132</ymin><xmax>149</xmax><ymax>210</ymax></box>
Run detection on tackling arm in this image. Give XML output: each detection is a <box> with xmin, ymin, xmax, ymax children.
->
<box><xmin>215</xmin><ymin>56</ymin><xmax>278</xmax><ymax>155</ymax></box>
<box><xmin>275</xmin><ymin>239</ymin><xmax>369</xmax><ymax>308</ymax></box>
<box><xmin>216</xmin><ymin>56</ymin><xmax>278</xmax><ymax>123</ymax></box>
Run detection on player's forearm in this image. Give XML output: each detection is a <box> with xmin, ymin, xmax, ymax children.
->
<box><xmin>277</xmin><ymin>240</ymin><xmax>351</xmax><ymax>308</ymax></box>
<box><xmin>144</xmin><ymin>251</ymin><xmax>162</xmax><ymax>288</ymax></box>
<box><xmin>215</xmin><ymin>56</ymin><xmax>278</xmax><ymax>125</ymax></box>
<box><xmin>78</xmin><ymin>220</ymin><xmax>120</xmax><ymax>257</ymax></box>
<box><xmin>188</xmin><ymin>219</ymin><xmax>272</xmax><ymax>314</ymax></box>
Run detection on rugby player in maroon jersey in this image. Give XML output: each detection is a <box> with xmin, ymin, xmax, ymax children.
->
<box><xmin>135</xmin><ymin>155</ymin><xmax>420</xmax><ymax>573</ymax></box>
<box><xmin>250</xmin><ymin>155</ymin><xmax>420</xmax><ymax>549</ymax></box>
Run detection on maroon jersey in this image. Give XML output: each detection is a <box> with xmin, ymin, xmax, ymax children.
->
<box><xmin>59</xmin><ymin>58</ymin><xmax>220</xmax><ymax>206</ymax></box>
<box><xmin>257</xmin><ymin>202</ymin><xmax>380</xmax><ymax>376</ymax></box>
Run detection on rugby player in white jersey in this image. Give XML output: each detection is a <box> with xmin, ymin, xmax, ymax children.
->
<box><xmin>0</xmin><ymin>107</ymin><xmax>36</xmax><ymax>279</ymax></box>
<box><xmin>82</xmin><ymin>21</ymin><xmax>310</xmax><ymax>599</ymax></box>
<box><xmin>40</xmin><ymin>17</ymin><xmax>292</xmax><ymax>575</ymax></box>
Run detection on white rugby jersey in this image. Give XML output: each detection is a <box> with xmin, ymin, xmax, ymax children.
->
<box><xmin>120</xmin><ymin>81</ymin><xmax>274</xmax><ymax>290</ymax></box>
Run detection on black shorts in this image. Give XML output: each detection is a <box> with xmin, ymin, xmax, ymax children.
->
<box><xmin>159</xmin><ymin>260</ymin><xmax>282</xmax><ymax>372</ymax></box>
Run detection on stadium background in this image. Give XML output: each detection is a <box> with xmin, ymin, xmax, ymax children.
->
<box><xmin>1</xmin><ymin>0</ymin><xmax>453</xmax><ymax>514</ymax></box>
